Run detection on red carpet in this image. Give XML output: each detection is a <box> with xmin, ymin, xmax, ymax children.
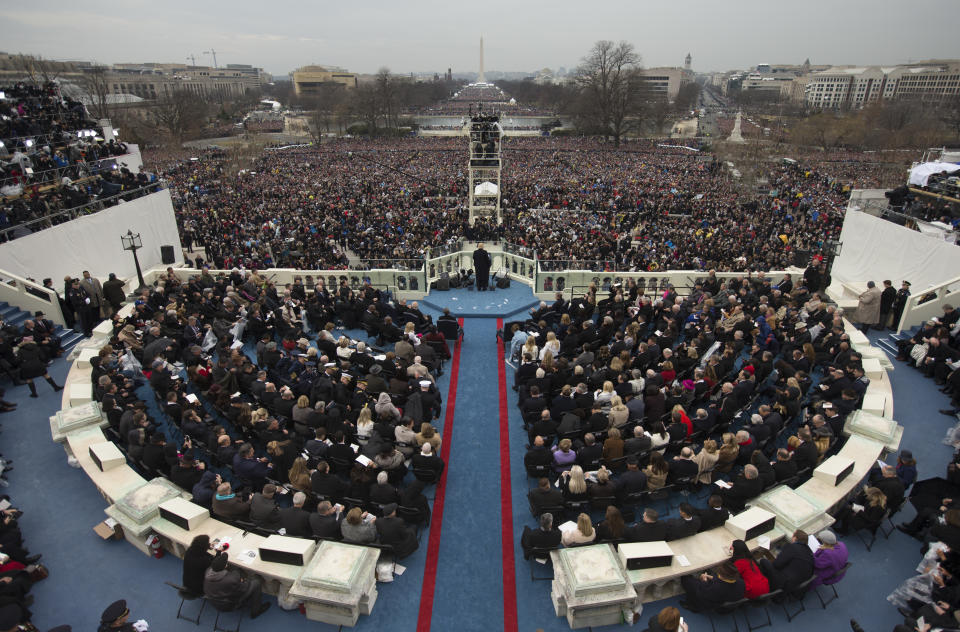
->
<box><xmin>415</xmin><ymin>318</ymin><xmax>464</xmax><ymax>632</ymax></box>
<box><xmin>497</xmin><ymin>318</ymin><xmax>519</xmax><ymax>632</ymax></box>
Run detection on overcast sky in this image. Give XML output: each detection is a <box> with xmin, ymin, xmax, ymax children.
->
<box><xmin>4</xmin><ymin>0</ymin><xmax>959</xmax><ymax>77</ymax></box>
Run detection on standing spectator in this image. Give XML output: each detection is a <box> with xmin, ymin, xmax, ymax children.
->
<box><xmin>855</xmin><ymin>281</ymin><xmax>881</xmax><ymax>332</ymax></box>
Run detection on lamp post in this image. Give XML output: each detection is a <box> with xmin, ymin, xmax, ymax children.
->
<box><xmin>823</xmin><ymin>238</ymin><xmax>843</xmax><ymax>276</ymax></box>
<box><xmin>121</xmin><ymin>230</ymin><xmax>146</xmax><ymax>291</ymax></box>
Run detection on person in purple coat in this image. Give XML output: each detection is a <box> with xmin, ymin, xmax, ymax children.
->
<box><xmin>811</xmin><ymin>529</ymin><xmax>848</xmax><ymax>588</ymax></box>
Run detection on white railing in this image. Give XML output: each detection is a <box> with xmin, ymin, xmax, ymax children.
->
<box><xmin>141</xmin><ymin>265</ymin><xmax>430</xmax><ymax>300</ymax></box>
<box><xmin>425</xmin><ymin>241</ymin><xmax>537</xmax><ymax>288</ymax></box>
<box><xmin>896</xmin><ymin>273</ymin><xmax>960</xmax><ymax>333</ymax></box>
<box><xmin>0</xmin><ymin>269</ymin><xmax>66</xmax><ymax>326</ymax></box>
<box><xmin>534</xmin><ymin>268</ymin><xmax>797</xmax><ymax>301</ymax></box>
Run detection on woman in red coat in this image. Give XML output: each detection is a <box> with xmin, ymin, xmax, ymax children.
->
<box><xmin>729</xmin><ymin>539</ymin><xmax>770</xmax><ymax>599</ymax></box>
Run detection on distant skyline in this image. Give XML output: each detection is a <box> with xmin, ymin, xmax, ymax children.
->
<box><xmin>4</xmin><ymin>0</ymin><xmax>959</xmax><ymax>77</ymax></box>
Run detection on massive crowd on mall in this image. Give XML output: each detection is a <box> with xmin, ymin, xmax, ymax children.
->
<box><xmin>152</xmin><ymin>136</ymin><xmax>907</xmax><ymax>274</ymax></box>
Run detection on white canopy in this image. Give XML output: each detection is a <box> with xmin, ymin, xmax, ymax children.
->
<box><xmin>908</xmin><ymin>161</ymin><xmax>960</xmax><ymax>187</ymax></box>
<box><xmin>474</xmin><ymin>181</ymin><xmax>498</xmax><ymax>196</ymax></box>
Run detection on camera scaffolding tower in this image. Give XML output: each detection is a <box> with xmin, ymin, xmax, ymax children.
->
<box><xmin>467</xmin><ymin>104</ymin><xmax>503</xmax><ymax>225</ymax></box>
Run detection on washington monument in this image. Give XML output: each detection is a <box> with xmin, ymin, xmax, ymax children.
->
<box><xmin>478</xmin><ymin>36</ymin><xmax>485</xmax><ymax>83</ymax></box>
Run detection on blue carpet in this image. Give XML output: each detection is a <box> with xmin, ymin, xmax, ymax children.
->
<box><xmin>420</xmin><ymin>284</ymin><xmax>539</xmax><ymax>319</ymax></box>
<box><xmin>6</xmin><ymin>305</ymin><xmax>957</xmax><ymax>630</ymax></box>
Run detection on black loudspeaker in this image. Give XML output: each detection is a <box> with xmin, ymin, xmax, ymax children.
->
<box><xmin>792</xmin><ymin>249</ymin><xmax>810</xmax><ymax>267</ymax></box>
<box><xmin>160</xmin><ymin>245</ymin><xmax>176</xmax><ymax>264</ymax></box>
<box><xmin>497</xmin><ymin>277</ymin><xmax>510</xmax><ymax>289</ymax></box>
<box><xmin>436</xmin><ymin>278</ymin><xmax>449</xmax><ymax>291</ymax></box>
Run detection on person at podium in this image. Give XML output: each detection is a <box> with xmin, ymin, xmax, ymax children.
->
<box><xmin>473</xmin><ymin>243</ymin><xmax>491</xmax><ymax>291</ymax></box>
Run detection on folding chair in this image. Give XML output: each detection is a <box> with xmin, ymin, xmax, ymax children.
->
<box><xmin>164</xmin><ymin>581</ymin><xmax>205</xmax><ymax>625</ymax></box>
<box><xmin>709</xmin><ymin>597</ymin><xmax>749</xmax><ymax>632</ymax></box>
<box><xmin>779</xmin><ymin>575</ymin><xmax>816</xmax><ymax>621</ymax></box>
<box><xmin>528</xmin><ymin>546</ymin><xmax>557</xmax><ymax>581</ymax></box>
<box><xmin>744</xmin><ymin>589</ymin><xmax>782</xmax><ymax>631</ymax></box>
<box><xmin>814</xmin><ymin>562</ymin><xmax>852</xmax><ymax>608</ymax></box>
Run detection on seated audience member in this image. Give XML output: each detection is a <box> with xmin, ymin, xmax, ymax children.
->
<box><xmin>562</xmin><ymin>513</ymin><xmax>597</xmax><ymax>547</ymax></box>
<box><xmin>375</xmin><ymin>503</ymin><xmax>419</xmax><ymax>559</ymax></box>
<box><xmin>644</xmin><ymin>452</ymin><xmax>670</xmax><ymax>490</ymax></box>
<box><xmin>203</xmin><ymin>552</ymin><xmax>271</xmax><ymax>618</ymax></box>
<box><xmin>692</xmin><ymin>440</ymin><xmax>719</xmax><ymax>484</ymax></box>
<box><xmin>626</xmin><ymin>508</ymin><xmax>667</xmax><ymax>542</ymax></box>
<box><xmin>341</xmin><ymin>507</ymin><xmax>377</xmax><ymax>544</ymax></box>
<box><xmin>757</xmin><ymin>530</ymin><xmax>815</xmax><ymax>592</ymax></box>
<box><xmin>665</xmin><ymin>503</ymin><xmax>701</xmax><ymax>541</ymax></box>
<box><xmin>596</xmin><ymin>506</ymin><xmax>628</xmax><ymax>541</ymax></box>
<box><xmin>249</xmin><ymin>484</ymin><xmax>282</xmax><ymax>531</ymax></box>
<box><xmin>697</xmin><ymin>495</ymin><xmax>730</xmax><ymax>532</ymax></box>
<box><xmin>641</xmin><ymin>605</ymin><xmax>688</xmax><ymax>632</ymax></box>
<box><xmin>399</xmin><ymin>479</ymin><xmax>432</xmax><ymax>524</ymax></box>
<box><xmin>552</xmin><ymin>438</ymin><xmax>578</xmax><ymax>473</ymax></box>
<box><xmin>520</xmin><ymin>512</ymin><xmax>562</xmax><ymax>559</ymax></box>
<box><xmin>729</xmin><ymin>539</ymin><xmax>769</xmax><ymax>599</ymax></box>
<box><xmin>773</xmin><ymin>448</ymin><xmax>798</xmax><ymax>482</ymax></box>
<box><xmin>810</xmin><ymin>529</ymin><xmax>848</xmax><ymax>588</ymax></box>
<box><xmin>833</xmin><ymin>486</ymin><xmax>886</xmax><ymax>535</ymax></box>
<box><xmin>588</xmin><ymin>467</ymin><xmax>618</xmax><ymax>502</ymax></box>
<box><xmin>528</xmin><ymin>477</ymin><xmax>565</xmax><ymax>516</ymax></box>
<box><xmin>211</xmin><ymin>482</ymin><xmax>251</xmax><ymax>521</ymax></box>
<box><xmin>183</xmin><ymin>534</ymin><xmax>214</xmax><ymax>596</ymax></box>
<box><xmin>279</xmin><ymin>492</ymin><xmax>312</xmax><ymax>537</ymax></box>
<box><xmin>560</xmin><ymin>465</ymin><xmax>589</xmax><ymax>502</ymax></box>
<box><xmin>669</xmin><ymin>447</ymin><xmax>699</xmax><ymax>482</ymax></box>
<box><xmin>718</xmin><ymin>464</ymin><xmax>763</xmax><ymax>512</ymax></box>
<box><xmin>412</xmin><ymin>442</ymin><xmax>445</xmax><ymax>479</ymax></box>
<box><xmin>679</xmin><ymin>561</ymin><xmax>745</xmax><ymax>612</ymax></box>
<box><xmin>309</xmin><ymin>501</ymin><xmax>344</xmax><ymax>539</ymax></box>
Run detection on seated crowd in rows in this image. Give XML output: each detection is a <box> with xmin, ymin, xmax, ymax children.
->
<box><xmin>77</xmin><ymin>267</ymin><xmax>465</xmax><ymax>610</ymax></box>
<box><xmin>0</xmin><ymin>82</ymin><xmax>161</xmax><ymax>238</ymax></box>
<box><xmin>507</xmin><ymin>266</ymin><xmax>910</xmax><ymax>621</ymax></box>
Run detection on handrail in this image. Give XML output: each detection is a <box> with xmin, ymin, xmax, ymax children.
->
<box><xmin>895</xmin><ymin>272</ymin><xmax>960</xmax><ymax>333</ymax></box>
<box><xmin>1</xmin><ymin>153</ymin><xmax>133</xmax><ymax>190</ymax></box>
<box><xmin>0</xmin><ymin>127</ymin><xmax>106</xmax><ymax>149</ymax></box>
<box><xmin>0</xmin><ymin>182</ymin><xmax>165</xmax><ymax>238</ymax></box>
<box><xmin>0</xmin><ymin>268</ymin><xmax>65</xmax><ymax>327</ymax></box>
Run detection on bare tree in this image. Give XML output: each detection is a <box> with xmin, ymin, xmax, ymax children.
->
<box><xmin>940</xmin><ymin>93</ymin><xmax>960</xmax><ymax>141</ymax></box>
<box><xmin>8</xmin><ymin>54</ymin><xmax>71</xmax><ymax>89</ymax></box>
<box><xmin>150</xmin><ymin>89</ymin><xmax>211</xmax><ymax>144</ymax></box>
<box><xmin>375</xmin><ymin>68</ymin><xmax>398</xmax><ymax>130</ymax></box>
<box><xmin>350</xmin><ymin>83</ymin><xmax>381</xmax><ymax>135</ymax></box>
<box><xmin>573</xmin><ymin>40</ymin><xmax>646</xmax><ymax>146</ymax></box>
<box><xmin>79</xmin><ymin>65</ymin><xmax>113</xmax><ymax>121</ymax></box>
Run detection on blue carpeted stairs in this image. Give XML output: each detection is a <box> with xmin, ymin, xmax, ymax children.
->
<box><xmin>0</xmin><ymin>300</ymin><xmax>85</xmax><ymax>352</ymax></box>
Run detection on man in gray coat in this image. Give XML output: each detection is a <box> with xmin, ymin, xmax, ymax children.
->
<box><xmin>81</xmin><ymin>270</ymin><xmax>105</xmax><ymax>320</ymax></box>
<box><xmin>855</xmin><ymin>281</ymin><xmax>882</xmax><ymax>332</ymax></box>
<box><xmin>203</xmin><ymin>552</ymin><xmax>271</xmax><ymax>618</ymax></box>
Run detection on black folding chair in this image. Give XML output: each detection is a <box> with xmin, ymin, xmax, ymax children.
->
<box><xmin>397</xmin><ymin>505</ymin><xmax>427</xmax><ymax>541</ymax></box>
<box><xmin>779</xmin><ymin>574</ymin><xmax>816</xmax><ymax>621</ymax></box>
<box><xmin>164</xmin><ymin>581</ymin><xmax>205</xmax><ymax>625</ymax></box>
<box><xmin>528</xmin><ymin>546</ymin><xmax>558</xmax><ymax>581</ymax></box>
<box><xmin>880</xmin><ymin>498</ymin><xmax>907</xmax><ymax>539</ymax></box>
<box><xmin>814</xmin><ymin>562</ymin><xmax>852</xmax><ymax>608</ymax></box>
<box><xmin>744</xmin><ymin>589</ymin><xmax>782</xmax><ymax>631</ymax></box>
<box><xmin>709</xmin><ymin>597</ymin><xmax>749</xmax><ymax>632</ymax></box>
<box><xmin>855</xmin><ymin>519</ymin><xmax>883</xmax><ymax>552</ymax></box>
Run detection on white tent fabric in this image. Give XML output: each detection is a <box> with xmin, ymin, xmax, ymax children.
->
<box><xmin>0</xmin><ymin>188</ymin><xmax>182</xmax><ymax>283</ymax></box>
<box><xmin>908</xmin><ymin>162</ymin><xmax>960</xmax><ymax>187</ymax></box>
<box><xmin>833</xmin><ymin>210</ymin><xmax>960</xmax><ymax>289</ymax></box>
<box><xmin>474</xmin><ymin>181</ymin><xmax>498</xmax><ymax>196</ymax></box>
